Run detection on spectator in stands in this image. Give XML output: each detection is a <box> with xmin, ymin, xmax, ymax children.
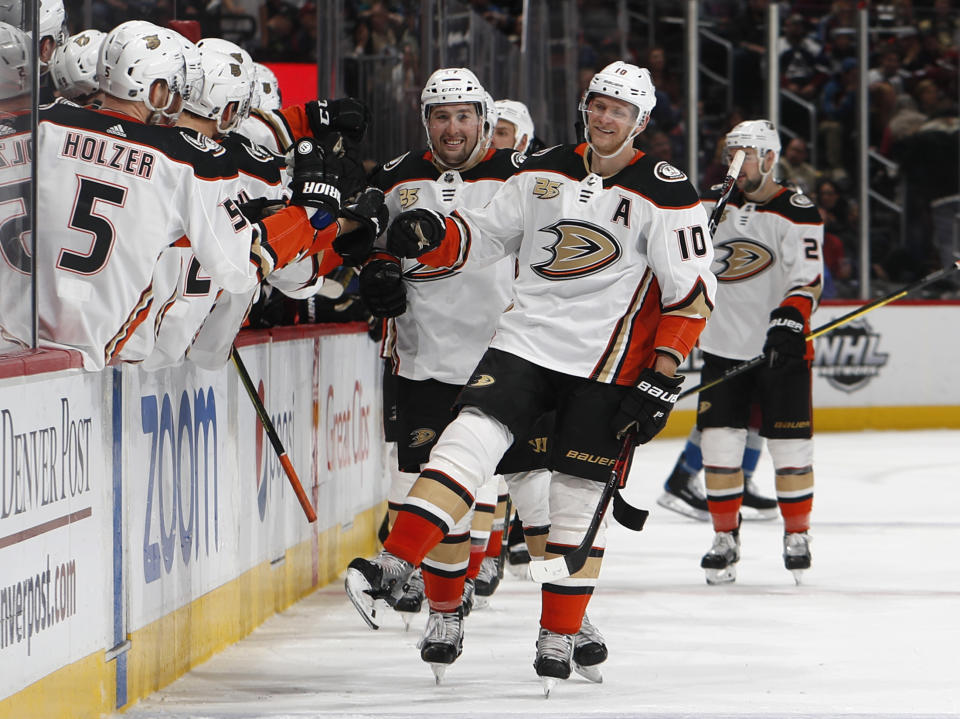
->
<box><xmin>868</xmin><ymin>44</ymin><xmax>910</xmax><ymax>98</ymax></box>
<box><xmin>779</xmin><ymin>13</ymin><xmax>829</xmax><ymax>103</ymax></box>
<box><xmin>776</xmin><ymin>137</ymin><xmax>819</xmax><ymax>196</ymax></box>
<box><xmin>816</xmin><ymin>179</ymin><xmax>858</xmax><ymax>255</ymax></box>
<box><xmin>816</xmin><ymin>0</ymin><xmax>856</xmax><ymax>46</ymax></box>
<box><xmin>364</xmin><ymin>0</ymin><xmax>401</xmax><ymax>55</ymax></box>
<box><xmin>819</xmin><ymin>57</ymin><xmax>857</xmax><ymax>181</ymax></box>
<box><xmin>728</xmin><ymin>0</ymin><xmax>769</xmax><ymax>115</ymax></box>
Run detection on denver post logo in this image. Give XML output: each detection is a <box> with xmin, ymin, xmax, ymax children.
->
<box><xmin>813</xmin><ymin>319</ymin><xmax>888</xmax><ymax>393</ymax></box>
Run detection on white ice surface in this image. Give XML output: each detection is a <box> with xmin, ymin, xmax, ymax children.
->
<box><xmin>118</xmin><ymin>430</ymin><xmax>960</xmax><ymax>718</ymax></box>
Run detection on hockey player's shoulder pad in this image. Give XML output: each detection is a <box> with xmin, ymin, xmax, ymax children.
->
<box><xmin>618</xmin><ymin>153</ymin><xmax>702</xmax><ymax>209</ymax></box>
<box><xmin>515</xmin><ymin>143</ymin><xmax>583</xmax><ymax>176</ymax></box>
<box><xmin>763</xmin><ymin>187</ymin><xmax>823</xmax><ymax>225</ymax></box>
<box><xmin>371</xmin><ymin>149</ymin><xmax>436</xmax><ymax>193</ymax></box>
<box><xmin>701</xmin><ymin>183</ymin><xmax>725</xmax><ymax>202</ymax></box>
<box><xmin>462</xmin><ymin>146</ymin><xmax>522</xmax><ymax>182</ymax></box>
<box><xmin>218</xmin><ymin>131</ymin><xmax>284</xmax><ymax>185</ymax></box>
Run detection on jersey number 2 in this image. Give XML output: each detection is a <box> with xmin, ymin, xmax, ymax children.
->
<box><xmin>58</xmin><ymin>176</ymin><xmax>127</xmax><ymax>275</ymax></box>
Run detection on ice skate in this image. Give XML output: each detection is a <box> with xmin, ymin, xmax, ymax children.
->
<box><xmin>394</xmin><ymin>568</ymin><xmax>424</xmax><ymax>630</ymax></box>
<box><xmin>344</xmin><ymin>550</ymin><xmax>414</xmax><ymax>629</ymax></box>
<box><xmin>417</xmin><ymin>607</ymin><xmax>464</xmax><ymax>683</ymax></box>
<box><xmin>460</xmin><ymin>577</ymin><xmax>475</xmax><ymax>616</ymax></box>
<box><xmin>700</xmin><ymin>530</ymin><xmax>740</xmax><ymax>585</ymax></box>
<box><xmin>783</xmin><ymin>531</ymin><xmax>812</xmax><ymax>585</ymax></box>
<box><xmin>473</xmin><ymin>556</ymin><xmax>500</xmax><ymax>608</ymax></box>
<box><xmin>572</xmin><ymin>613</ymin><xmax>607</xmax><ymax>683</ymax></box>
<box><xmin>741</xmin><ymin>478</ymin><xmax>778</xmax><ymax>521</ymax></box>
<box><xmin>534</xmin><ymin>627</ymin><xmax>574</xmax><ymax>697</ymax></box>
<box><xmin>656</xmin><ymin>457</ymin><xmax>710</xmax><ymax>521</ymax></box>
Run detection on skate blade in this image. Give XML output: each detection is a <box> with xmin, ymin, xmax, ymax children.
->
<box><xmin>506</xmin><ymin>562</ymin><xmax>531</xmax><ymax>581</ymax></box>
<box><xmin>472</xmin><ymin>595</ymin><xmax>490</xmax><ymax>610</ymax></box>
<box><xmin>398</xmin><ymin>610</ymin><xmax>416</xmax><ymax>631</ymax></box>
<box><xmin>740</xmin><ymin>506</ymin><xmax>779</xmax><ymax>521</ymax></box>
<box><xmin>574</xmin><ymin>663</ymin><xmax>603</xmax><ymax>683</ymax></box>
<box><xmin>430</xmin><ymin>663</ymin><xmax>447</xmax><ymax>684</ymax></box>
<box><xmin>541</xmin><ymin>676</ymin><xmax>557</xmax><ymax>698</ymax></box>
<box><xmin>656</xmin><ymin>492</ymin><xmax>710</xmax><ymax>522</ymax></box>
<box><xmin>344</xmin><ymin>569</ymin><xmax>381</xmax><ymax>630</ymax></box>
<box><xmin>704</xmin><ymin>566</ymin><xmax>737</xmax><ymax>585</ymax></box>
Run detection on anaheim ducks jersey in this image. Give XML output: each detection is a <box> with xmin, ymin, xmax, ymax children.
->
<box><xmin>139</xmin><ymin>130</ymin><xmax>294</xmax><ymax>371</ymax></box>
<box><xmin>371</xmin><ymin>147</ymin><xmax>523</xmax><ymax>384</ymax></box>
<box><xmin>0</xmin><ymin>113</ymin><xmax>35</xmax><ymax>352</ymax></box>
<box><xmin>421</xmin><ymin>143</ymin><xmax>716</xmax><ymax>385</ymax></box>
<box><xmin>28</xmin><ymin>100</ymin><xmax>318</xmax><ymax>370</ymax></box>
<box><xmin>697</xmin><ymin>186</ymin><xmax>824</xmax><ymax>361</ymax></box>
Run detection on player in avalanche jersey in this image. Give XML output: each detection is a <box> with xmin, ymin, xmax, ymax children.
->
<box><xmin>694</xmin><ymin>120</ymin><xmax>823</xmax><ymax>586</ymax></box>
<box><xmin>347</xmin><ymin>61</ymin><xmax>716</xmax><ymax>692</ymax></box>
<box><xmin>13</xmin><ymin>21</ymin><xmax>344</xmax><ymax>370</ymax></box>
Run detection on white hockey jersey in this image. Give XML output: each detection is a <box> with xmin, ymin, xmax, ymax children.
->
<box><xmin>372</xmin><ymin>147</ymin><xmax>523</xmax><ymax>385</ymax></box>
<box><xmin>0</xmin><ymin>115</ymin><xmax>35</xmax><ymax>352</ymax></box>
<box><xmin>418</xmin><ymin>143</ymin><xmax>717</xmax><ymax>385</ymax></box>
<box><xmin>697</xmin><ymin>186</ymin><xmax>824</xmax><ymax>361</ymax></box>
<box><xmin>25</xmin><ymin>100</ymin><xmax>320</xmax><ymax>370</ymax></box>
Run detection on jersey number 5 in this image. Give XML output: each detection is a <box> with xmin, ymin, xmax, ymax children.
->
<box><xmin>58</xmin><ymin>175</ymin><xmax>127</xmax><ymax>275</ymax></box>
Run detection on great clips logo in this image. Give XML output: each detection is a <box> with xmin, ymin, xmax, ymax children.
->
<box><xmin>813</xmin><ymin>319</ymin><xmax>888</xmax><ymax>393</ymax></box>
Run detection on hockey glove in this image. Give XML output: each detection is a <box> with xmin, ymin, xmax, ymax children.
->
<box><xmin>237</xmin><ymin>197</ymin><xmax>286</xmax><ymax>222</ymax></box>
<box><xmin>386</xmin><ymin>208</ymin><xmax>447</xmax><ymax>258</ymax></box>
<box><xmin>763</xmin><ymin>305</ymin><xmax>807</xmax><ymax>369</ymax></box>
<box><xmin>288</xmin><ymin>135</ymin><xmax>345</xmax><ymax>230</ymax></box>
<box><xmin>335</xmin><ymin>187</ymin><xmax>388</xmax><ymax>266</ymax></box>
<box><xmin>358</xmin><ymin>252</ymin><xmax>406</xmax><ymax>318</ymax></box>
<box><xmin>305</xmin><ymin>98</ymin><xmax>370</xmax><ymax>143</ymax></box>
<box><xmin>612</xmin><ymin>368</ymin><xmax>684</xmax><ymax>445</ymax></box>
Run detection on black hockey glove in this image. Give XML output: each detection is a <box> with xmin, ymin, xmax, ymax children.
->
<box><xmin>611</xmin><ymin>368</ymin><xmax>684</xmax><ymax>445</ymax></box>
<box><xmin>237</xmin><ymin>197</ymin><xmax>286</xmax><ymax>222</ymax></box>
<box><xmin>358</xmin><ymin>252</ymin><xmax>406</xmax><ymax>318</ymax></box>
<box><xmin>288</xmin><ymin>135</ymin><xmax>345</xmax><ymax>230</ymax></box>
<box><xmin>386</xmin><ymin>208</ymin><xmax>447</xmax><ymax>258</ymax></box>
<box><xmin>334</xmin><ymin>187</ymin><xmax>388</xmax><ymax>266</ymax></box>
<box><xmin>762</xmin><ymin>305</ymin><xmax>807</xmax><ymax>369</ymax></box>
<box><xmin>305</xmin><ymin>98</ymin><xmax>370</xmax><ymax>143</ymax></box>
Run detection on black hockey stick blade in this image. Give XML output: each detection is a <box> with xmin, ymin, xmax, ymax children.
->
<box><xmin>612</xmin><ymin>489</ymin><xmax>649</xmax><ymax>531</ymax></box>
<box><xmin>680</xmin><ymin>260</ymin><xmax>960</xmax><ymax>400</ymax></box>
<box><xmin>529</xmin><ymin>434</ymin><xmax>635</xmax><ymax>583</ymax></box>
<box><xmin>707</xmin><ymin>149</ymin><xmax>745</xmax><ymax>236</ymax></box>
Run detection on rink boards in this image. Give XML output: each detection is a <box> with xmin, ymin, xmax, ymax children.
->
<box><xmin>0</xmin><ymin>325</ymin><xmax>387</xmax><ymax>718</ymax></box>
<box><xmin>1</xmin><ymin>302</ymin><xmax>958</xmax><ymax>719</ymax></box>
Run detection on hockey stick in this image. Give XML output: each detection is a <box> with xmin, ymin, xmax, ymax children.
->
<box><xmin>679</xmin><ymin>259</ymin><xmax>960</xmax><ymax>400</ymax></box>
<box><xmin>231</xmin><ymin>346</ymin><xmax>318</xmax><ymax>523</ymax></box>
<box><xmin>529</xmin><ymin>434</ymin><xmax>642</xmax><ymax>583</ymax></box>
<box><xmin>708</xmin><ymin>149</ymin><xmax>745</xmax><ymax>236</ymax></box>
<box><xmin>600</xmin><ymin>151</ymin><xmax>748</xmax><ymax>528</ymax></box>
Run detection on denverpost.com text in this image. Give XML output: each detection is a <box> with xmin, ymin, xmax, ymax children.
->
<box><xmin>0</xmin><ymin>554</ymin><xmax>77</xmax><ymax>656</ymax></box>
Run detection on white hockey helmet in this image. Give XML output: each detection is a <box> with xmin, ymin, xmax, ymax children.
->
<box><xmin>197</xmin><ymin>37</ymin><xmax>254</xmax><ymax>118</ymax></box>
<box><xmin>579</xmin><ymin>61</ymin><xmax>656</xmax><ymax>157</ymax></box>
<box><xmin>725</xmin><ymin>119</ymin><xmax>782</xmax><ymax>170</ymax></box>
<box><xmin>251</xmin><ymin>62</ymin><xmax>280</xmax><ymax>110</ymax></box>
<box><xmin>98</xmin><ymin>21</ymin><xmax>186</xmax><ymax>123</ymax></box>
<box><xmin>419</xmin><ymin>67</ymin><xmax>493</xmax><ymax>169</ymax></box>
<box><xmin>172</xmin><ymin>32</ymin><xmax>203</xmax><ymax>105</ymax></box>
<box><xmin>183</xmin><ymin>49</ymin><xmax>250</xmax><ymax>135</ymax></box>
<box><xmin>48</xmin><ymin>29</ymin><xmax>104</xmax><ymax>100</ymax></box>
<box><xmin>494</xmin><ymin>99</ymin><xmax>534</xmax><ymax>151</ymax></box>
<box><xmin>38</xmin><ymin>0</ymin><xmax>66</xmax><ymax>48</ymax></box>
<box><xmin>0</xmin><ymin>20</ymin><xmax>29</xmax><ymax>101</ymax></box>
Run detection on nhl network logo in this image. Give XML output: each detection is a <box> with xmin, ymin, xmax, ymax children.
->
<box><xmin>813</xmin><ymin>319</ymin><xmax>888</xmax><ymax>393</ymax></box>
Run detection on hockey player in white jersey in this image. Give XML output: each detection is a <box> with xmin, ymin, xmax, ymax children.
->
<box><xmin>17</xmin><ymin>21</ymin><xmax>351</xmax><ymax>370</ymax></box>
<box><xmin>348</xmin><ymin>61</ymin><xmax>716</xmax><ymax>693</ymax></box>
<box><xmin>492</xmin><ymin>99</ymin><xmax>535</xmax><ymax>152</ymax></box>
<box><xmin>694</xmin><ymin>120</ymin><xmax>823</xmax><ymax>586</ymax></box>
<box><xmin>48</xmin><ymin>29</ymin><xmax>105</xmax><ymax>106</ymax></box>
<box><xmin>350</xmin><ymin>69</ymin><xmax>533</xmax><ymax>679</ymax></box>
